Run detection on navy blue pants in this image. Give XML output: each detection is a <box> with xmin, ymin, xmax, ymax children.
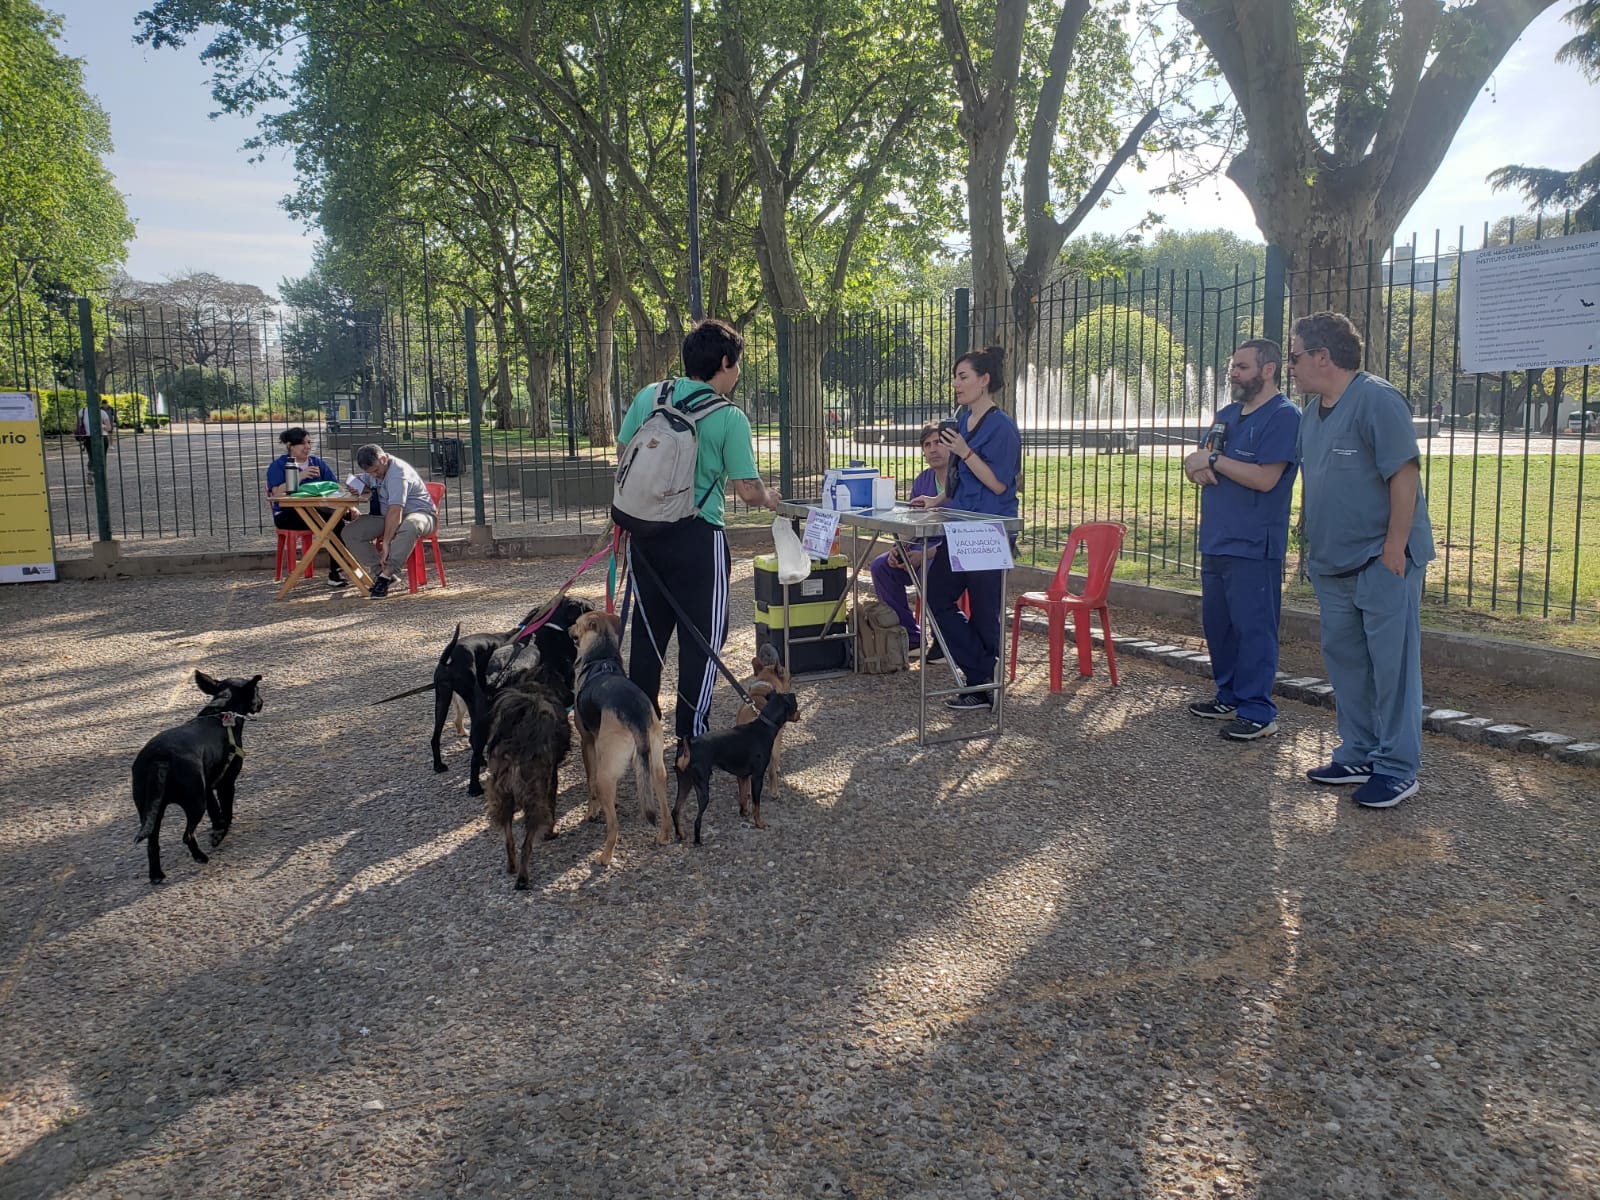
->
<box><xmin>1200</xmin><ymin>553</ymin><xmax>1284</xmax><ymax>724</ymax></box>
<box><xmin>926</xmin><ymin>546</ymin><xmax>1004</xmax><ymax>688</ymax></box>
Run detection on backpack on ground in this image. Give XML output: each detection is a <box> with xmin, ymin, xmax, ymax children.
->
<box><xmin>854</xmin><ymin>600</ymin><xmax>910</xmax><ymax>675</ymax></box>
<box><xmin>612</xmin><ymin>378</ymin><xmax>730</xmax><ymax>536</ymax></box>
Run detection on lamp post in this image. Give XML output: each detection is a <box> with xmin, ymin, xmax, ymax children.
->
<box><xmin>510</xmin><ymin>134</ymin><xmax>579</xmax><ymax>458</ymax></box>
<box><xmin>683</xmin><ymin>0</ymin><xmax>704</xmax><ymax>321</ymax></box>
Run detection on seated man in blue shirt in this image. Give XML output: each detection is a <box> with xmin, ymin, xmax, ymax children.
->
<box><xmin>344</xmin><ymin>444</ymin><xmax>439</xmax><ymax>599</ymax></box>
<box><xmin>1182</xmin><ymin>340</ymin><xmax>1300</xmax><ymax>741</ymax></box>
<box><xmin>868</xmin><ymin>422</ymin><xmax>951</xmax><ymax>654</ymax></box>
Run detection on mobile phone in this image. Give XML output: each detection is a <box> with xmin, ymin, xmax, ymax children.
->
<box><xmin>938</xmin><ymin>419</ymin><xmax>960</xmax><ymax>434</ymax></box>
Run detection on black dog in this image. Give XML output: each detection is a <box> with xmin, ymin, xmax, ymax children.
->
<box><xmin>482</xmin><ymin>665</ymin><xmax>573</xmax><ymax>891</ymax></box>
<box><xmin>132</xmin><ymin>671</ymin><xmax>263</xmax><ymax>884</ymax></box>
<box><xmin>430</xmin><ymin>595</ymin><xmax>592</xmax><ymax>795</ymax></box>
<box><xmin>672</xmin><ymin>690</ymin><xmax>800</xmax><ymax>845</ymax></box>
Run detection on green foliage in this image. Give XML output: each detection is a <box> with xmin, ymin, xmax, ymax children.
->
<box><xmin>1061</xmin><ymin>305</ymin><xmax>1186</xmax><ymax>412</ymax></box>
<box><xmin>32</xmin><ymin>389</ymin><xmax>150</xmax><ymax>436</ymax></box>
<box><xmin>0</xmin><ymin>1</ymin><xmax>133</xmax><ymax>293</ymax></box>
<box><xmin>159</xmin><ymin>365</ymin><xmax>251</xmax><ymax>418</ymax></box>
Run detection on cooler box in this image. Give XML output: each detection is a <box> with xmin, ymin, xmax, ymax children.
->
<box><xmin>754</xmin><ymin>553</ymin><xmax>852</xmax><ymax>673</ymax></box>
<box><xmin>822</xmin><ymin>465</ymin><xmax>879</xmax><ymax>508</ymax></box>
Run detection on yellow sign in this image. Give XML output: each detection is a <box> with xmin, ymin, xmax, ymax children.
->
<box><xmin>0</xmin><ymin>392</ymin><xmax>56</xmax><ymax>582</ymax></box>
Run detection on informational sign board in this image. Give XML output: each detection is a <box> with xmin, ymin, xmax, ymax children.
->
<box><xmin>801</xmin><ymin>507</ymin><xmax>841</xmax><ymax>558</ymax></box>
<box><xmin>944</xmin><ymin>522</ymin><xmax>1014</xmax><ymax>572</ymax></box>
<box><xmin>0</xmin><ymin>392</ymin><xmax>57</xmax><ymax>582</ymax></box>
<box><xmin>1459</xmin><ymin>230</ymin><xmax>1600</xmax><ymax>373</ymax></box>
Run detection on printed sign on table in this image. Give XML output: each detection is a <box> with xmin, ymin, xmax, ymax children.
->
<box><xmin>801</xmin><ymin>507</ymin><xmax>841</xmax><ymax>558</ymax></box>
<box><xmin>943</xmin><ymin>521</ymin><xmax>1014</xmax><ymax>572</ymax></box>
<box><xmin>0</xmin><ymin>392</ymin><xmax>56</xmax><ymax>583</ymax></box>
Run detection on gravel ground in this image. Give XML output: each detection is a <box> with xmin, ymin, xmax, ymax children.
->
<box><xmin>1</xmin><ymin>558</ymin><xmax>1595</xmax><ymax>1200</ymax></box>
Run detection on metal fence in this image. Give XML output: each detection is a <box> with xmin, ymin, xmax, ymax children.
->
<box><xmin>5</xmin><ymin>224</ymin><xmax>1595</xmax><ymax>632</ymax></box>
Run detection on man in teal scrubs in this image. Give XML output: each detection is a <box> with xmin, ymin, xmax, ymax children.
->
<box><xmin>1291</xmin><ymin>312</ymin><xmax>1436</xmax><ymax>809</ymax></box>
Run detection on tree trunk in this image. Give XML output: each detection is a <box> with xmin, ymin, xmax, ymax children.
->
<box><xmin>489</xmin><ymin>299</ymin><xmax>517</xmax><ymax>429</ymax></box>
<box><xmin>785</xmin><ymin>314</ymin><xmax>833</xmax><ymax>485</ymax></box>
<box><xmin>526</xmin><ymin>346</ymin><xmax>554</xmax><ymax>439</ymax></box>
<box><xmin>586</xmin><ymin>293</ymin><xmax>621</xmax><ymax>450</ymax></box>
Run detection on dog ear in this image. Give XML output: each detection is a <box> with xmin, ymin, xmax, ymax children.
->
<box><xmin>195</xmin><ymin>670</ymin><xmax>221</xmax><ymax>694</ymax></box>
<box><xmin>250</xmin><ymin>674</ymin><xmax>263</xmax><ymax>685</ymax></box>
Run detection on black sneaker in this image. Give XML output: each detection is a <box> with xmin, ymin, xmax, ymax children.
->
<box><xmin>1220</xmin><ymin>716</ymin><xmax>1278</xmax><ymax>741</ymax></box>
<box><xmin>368</xmin><ymin>574</ymin><xmax>393</xmax><ymax>599</ymax></box>
<box><xmin>326</xmin><ymin>567</ymin><xmax>349</xmax><ymax>589</ymax></box>
<box><xmin>924</xmin><ymin>642</ymin><xmax>946</xmax><ymax>662</ymax></box>
<box><xmin>1305</xmin><ymin>761</ymin><xmax>1374</xmax><ymax>786</ymax></box>
<box><xmin>1187</xmin><ymin>699</ymin><xmax>1237</xmax><ymax>719</ymax></box>
<box><xmin>945</xmin><ymin>691</ymin><xmax>992</xmax><ymax>711</ymax></box>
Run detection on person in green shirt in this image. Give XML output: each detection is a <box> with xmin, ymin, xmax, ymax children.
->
<box><xmin>617</xmin><ymin>318</ymin><xmax>781</xmax><ymax>749</ymax></box>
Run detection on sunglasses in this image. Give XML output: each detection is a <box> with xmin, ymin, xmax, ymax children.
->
<box><xmin>1288</xmin><ymin>348</ymin><xmax>1321</xmax><ymax>365</ymax></box>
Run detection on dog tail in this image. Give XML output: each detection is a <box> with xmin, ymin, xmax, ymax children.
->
<box><xmin>133</xmin><ymin>760</ymin><xmax>168</xmax><ymax>842</ymax></box>
<box><xmin>436</xmin><ymin>623</ymin><xmax>462</xmax><ymax>669</ymax></box>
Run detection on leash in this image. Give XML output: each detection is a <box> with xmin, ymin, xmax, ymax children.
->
<box><xmin>488</xmin><ymin>526</ymin><xmax>618</xmax><ymax>688</ymax></box>
<box><xmin>627</xmin><ymin>544</ymin><xmax>754</xmax><ymax>708</ymax></box>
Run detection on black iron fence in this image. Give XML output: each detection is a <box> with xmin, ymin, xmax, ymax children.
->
<box><xmin>4</xmin><ymin>223</ymin><xmax>1595</xmax><ymax>634</ymax></box>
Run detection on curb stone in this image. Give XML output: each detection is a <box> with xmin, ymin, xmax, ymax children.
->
<box><xmin>1024</xmin><ymin>617</ymin><xmax>1600</xmax><ymax>771</ymax></box>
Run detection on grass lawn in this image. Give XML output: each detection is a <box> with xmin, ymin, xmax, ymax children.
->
<box><xmin>738</xmin><ymin>445</ymin><xmax>1600</xmax><ymax>652</ymax></box>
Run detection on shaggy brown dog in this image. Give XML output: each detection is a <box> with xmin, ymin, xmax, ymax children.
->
<box><xmin>482</xmin><ymin>668</ymin><xmax>573</xmax><ymax>891</ymax></box>
<box><xmin>734</xmin><ymin>642</ymin><xmax>793</xmax><ymax>809</ymax></box>
<box><xmin>570</xmin><ymin>611</ymin><xmax>671</xmax><ymax>865</ymax></box>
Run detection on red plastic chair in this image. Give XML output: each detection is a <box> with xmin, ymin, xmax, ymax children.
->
<box><xmin>1008</xmin><ymin>522</ymin><xmax>1127</xmax><ymax>690</ymax></box>
<box><xmin>403</xmin><ymin>482</ymin><xmax>449</xmax><ymax>594</ymax></box>
<box><xmin>274</xmin><ymin>528</ymin><xmax>315</xmax><ymax>581</ymax></box>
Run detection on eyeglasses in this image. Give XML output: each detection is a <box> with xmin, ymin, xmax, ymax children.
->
<box><xmin>1288</xmin><ymin>348</ymin><xmax>1319</xmax><ymax>365</ymax></box>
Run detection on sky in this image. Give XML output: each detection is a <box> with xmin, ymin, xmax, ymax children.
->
<box><xmin>49</xmin><ymin>2</ymin><xmax>1600</xmax><ymax>296</ymax></box>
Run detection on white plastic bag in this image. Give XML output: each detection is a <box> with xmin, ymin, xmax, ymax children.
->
<box><xmin>772</xmin><ymin>516</ymin><xmax>810</xmax><ymax>585</ymax></box>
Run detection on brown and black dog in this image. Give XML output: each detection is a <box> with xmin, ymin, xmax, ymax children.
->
<box><xmin>734</xmin><ymin>643</ymin><xmax>793</xmax><ymax>810</ymax></box>
<box><xmin>570</xmin><ymin>611</ymin><xmax>671</xmax><ymax>865</ymax></box>
<box><xmin>481</xmin><ymin>664</ymin><xmax>572</xmax><ymax>891</ymax></box>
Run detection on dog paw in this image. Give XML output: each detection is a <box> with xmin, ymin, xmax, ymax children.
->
<box><xmin>514</xmin><ymin>877</ymin><xmax>530</xmax><ymax>891</ymax></box>
<box><xmin>467</xmin><ymin>782</ymin><xmax>484</xmax><ymax>797</ymax></box>
<box><xmin>208</xmin><ymin>828</ymin><xmax>229</xmax><ymax>848</ymax></box>
<box><xmin>433</xmin><ymin>761</ymin><xmax>450</xmax><ymax>774</ymax></box>
<box><xmin>149</xmin><ymin>874</ymin><xmax>166</xmax><ymax>885</ymax></box>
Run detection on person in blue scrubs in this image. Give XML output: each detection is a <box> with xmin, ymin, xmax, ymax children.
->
<box><xmin>1183</xmin><ymin>340</ymin><xmax>1300</xmax><ymax>740</ymax></box>
<box><xmin>1291</xmin><ymin>311</ymin><xmax>1436</xmax><ymax>809</ymax></box>
<box><xmin>910</xmin><ymin>345</ymin><xmax>1022</xmax><ymax>711</ymax></box>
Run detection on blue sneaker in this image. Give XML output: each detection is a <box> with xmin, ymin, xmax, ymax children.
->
<box><xmin>1305</xmin><ymin>761</ymin><xmax>1374</xmax><ymax>786</ymax></box>
<box><xmin>1353</xmin><ymin>774</ymin><xmax>1418</xmax><ymax>809</ymax></box>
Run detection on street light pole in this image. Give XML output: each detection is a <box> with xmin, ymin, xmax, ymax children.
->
<box><xmin>683</xmin><ymin>0</ymin><xmax>704</xmax><ymax>321</ymax></box>
<box><xmin>511</xmin><ymin>134</ymin><xmax>579</xmax><ymax>458</ymax></box>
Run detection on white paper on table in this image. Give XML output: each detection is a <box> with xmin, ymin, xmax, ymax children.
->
<box><xmin>801</xmin><ymin>507</ymin><xmax>841</xmax><ymax>559</ymax></box>
<box><xmin>943</xmin><ymin>521</ymin><xmax>1014</xmax><ymax>571</ymax></box>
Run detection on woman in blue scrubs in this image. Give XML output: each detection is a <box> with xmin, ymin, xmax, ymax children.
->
<box><xmin>910</xmin><ymin>345</ymin><xmax>1022</xmax><ymax>710</ymax></box>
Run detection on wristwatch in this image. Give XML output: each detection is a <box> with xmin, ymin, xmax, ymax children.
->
<box><xmin>1208</xmin><ymin>451</ymin><xmax>1220</xmax><ymax>468</ymax></box>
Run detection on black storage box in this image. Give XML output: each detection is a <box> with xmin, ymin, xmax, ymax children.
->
<box><xmin>753</xmin><ymin>553</ymin><xmax>851</xmax><ymax>674</ymax></box>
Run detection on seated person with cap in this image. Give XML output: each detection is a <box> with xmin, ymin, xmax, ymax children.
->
<box><xmin>868</xmin><ymin>421</ymin><xmax>950</xmax><ymax>657</ymax></box>
<box><xmin>344</xmin><ymin>443</ymin><xmax>438</xmax><ymax>599</ymax></box>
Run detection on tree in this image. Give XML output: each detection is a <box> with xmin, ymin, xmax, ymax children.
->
<box><xmin>1059</xmin><ymin>303</ymin><xmax>1187</xmax><ymax>416</ymax></box>
<box><xmin>0</xmin><ymin>0</ymin><xmax>133</xmax><ymax>309</ymax></box>
<box><xmin>1176</xmin><ymin>0</ymin><xmax>1561</xmax><ymax>285</ymax></box>
<box><xmin>1489</xmin><ymin>2</ymin><xmax>1600</xmax><ymax>229</ymax></box>
<box><xmin>280</xmin><ymin>259</ymin><xmax>380</xmax><ymax>403</ymax></box>
<box><xmin>937</xmin><ymin>0</ymin><xmax>1162</xmax><ymax>377</ymax></box>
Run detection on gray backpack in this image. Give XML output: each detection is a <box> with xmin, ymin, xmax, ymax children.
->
<box><xmin>612</xmin><ymin>379</ymin><xmax>729</xmax><ymax>536</ymax></box>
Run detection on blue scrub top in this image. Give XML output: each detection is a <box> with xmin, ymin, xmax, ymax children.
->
<box><xmin>949</xmin><ymin>406</ymin><xmax>1021</xmax><ymax>518</ymax></box>
<box><xmin>1198</xmin><ymin>393</ymin><xmax>1301</xmax><ymax>560</ymax></box>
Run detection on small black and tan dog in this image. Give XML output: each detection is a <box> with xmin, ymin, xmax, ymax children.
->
<box><xmin>481</xmin><ymin>661</ymin><xmax>573</xmax><ymax>891</ymax></box>
<box><xmin>673</xmin><ymin>689</ymin><xmax>800</xmax><ymax>846</ymax></box>
<box><xmin>430</xmin><ymin>595</ymin><xmax>592</xmax><ymax>795</ymax></box>
<box><xmin>570</xmin><ymin>611</ymin><xmax>670</xmax><ymax>865</ymax></box>
<box><xmin>132</xmin><ymin>670</ymin><xmax>263</xmax><ymax>884</ymax></box>
<box><xmin>734</xmin><ymin>643</ymin><xmax>793</xmax><ymax>809</ymax></box>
